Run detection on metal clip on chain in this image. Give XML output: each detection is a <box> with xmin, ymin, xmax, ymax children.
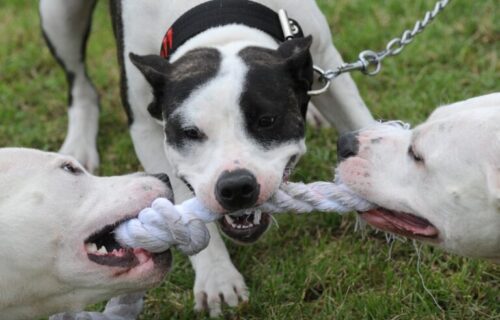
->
<box><xmin>307</xmin><ymin>0</ymin><xmax>451</xmax><ymax>96</ymax></box>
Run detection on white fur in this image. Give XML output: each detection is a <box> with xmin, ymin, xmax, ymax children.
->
<box><xmin>337</xmin><ymin>93</ymin><xmax>500</xmax><ymax>262</ymax></box>
<box><xmin>0</xmin><ymin>148</ymin><xmax>172</xmax><ymax>319</ymax></box>
<box><xmin>41</xmin><ymin>0</ymin><xmax>375</xmax><ymax>316</ymax></box>
<box><xmin>39</xmin><ymin>0</ymin><xmax>100</xmax><ymax>172</ymax></box>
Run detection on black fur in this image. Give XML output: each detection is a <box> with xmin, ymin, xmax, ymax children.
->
<box><xmin>239</xmin><ymin>36</ymin><xmax>313</xmax><ymax>147</ymax></box>
<box><xmin>130</xmin><ymin>37</ymin><xmax>313</xmax><ymax>151</ymax></box>
<box><xmin>130</xmin><ymin>49</ymin><xmax>221</xmax><ymax>149</ymax></box>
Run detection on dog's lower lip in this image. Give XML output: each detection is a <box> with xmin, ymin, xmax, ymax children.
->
<box><xmin>359</xmin><ymin>208</ymin><xmax>439</xmax><ymax>239</ymax></box>
<box><xmin>217</xmin><ymin>210</ymin><xmax>271</xmax><ymax>243</ymax></box>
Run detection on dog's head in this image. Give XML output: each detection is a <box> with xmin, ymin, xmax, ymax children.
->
<box><xmin>130</xmin><ymin>37</ymin><xmax>313</xmax><ymax>243</ymax></box>
<box><xmin>0</xmin><ymin>148</ymin><xmax>173</xmax><ymax>316</ymax></box>
<box><xmin>336</xmin><ymin>94</ymin><xmax>500</xmax><ymax>262</ymax></box>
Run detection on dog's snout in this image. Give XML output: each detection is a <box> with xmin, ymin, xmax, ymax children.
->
<box><xmin>215</xmin><ymin>169</ymin><xmax>260</xmax><ymax>211</ymax></box>
<box><xmin>337</xmin><ymin>132</ymin><xmax>359</xmax><ymax>161</ymax></box>
<box><xmin>151</xmin><ymin>173</ymin><xmax>172</xmax><ymax>190</ymax></box>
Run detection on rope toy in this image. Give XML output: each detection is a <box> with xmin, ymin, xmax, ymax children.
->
<box><xmin>114</xmin><ymin>181</ymin><xmax>373</xmax><ymax>255</ymax></box>
<box><xmin>49</xmin><ymin>182</ymin><xmax>372</xmax><ymax>320</ymax></box>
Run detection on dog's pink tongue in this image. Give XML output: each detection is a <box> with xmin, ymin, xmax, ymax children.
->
<box><xmin>360</xmin><ymin>209</ymin><xmax>439</xmax><ymax>238</ymax></box>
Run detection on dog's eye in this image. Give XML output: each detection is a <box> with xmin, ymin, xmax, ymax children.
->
<box><xmin>183</xmin><ymin>126</ymin><xmax>206</xmax><ymax>141</ymax></box>
<box><xmin>408</xmin><ymin>145</ymin><xmax>424</xmax><ymax>163</ymax></box>
<box><xmin>61</xmin><ymin>162</ymin><xmax>83</xmax><ymax>175</ymax></box>
<box><xmin>258</xmin><ymin>116</ymin><xmax>276</xmax><ymax>128</ymax></box>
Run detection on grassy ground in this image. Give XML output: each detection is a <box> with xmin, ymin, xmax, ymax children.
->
<box><xmin>0</xmin><ymin>0</ymin><xmax>499</xmax><ymax>319</ymax></box>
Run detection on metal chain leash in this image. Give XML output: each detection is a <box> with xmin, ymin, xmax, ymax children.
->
<box><xmin>306</xmin><ymin>0</ymin><xmax>451</xmax><ymax>95</ymax></box>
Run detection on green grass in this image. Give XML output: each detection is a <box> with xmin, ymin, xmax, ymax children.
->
<box><xmin>1</xmin><ymin>0</ymin><xmax>499</xmax><ymax>319</ymax></box>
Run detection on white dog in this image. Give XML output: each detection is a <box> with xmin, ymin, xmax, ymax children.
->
<box><xmin>39</xmin><ymin>0</ymin><xmax>374</xmax><ymax>315</ymax></box>
<box><xmin>0</xmin><ymin>148</ymin><xmax>176</xmax><ymax>319</ymax></box>
<box><xmin>336</xmin><ymin>93</ymin><xmax>500</xmax><ymax>262</ymax></box>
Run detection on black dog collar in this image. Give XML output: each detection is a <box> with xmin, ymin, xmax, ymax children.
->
<box><xmin>160</xmin><ymin>0</ymin><xmax>304</xmax><ymax>59</ymax></box>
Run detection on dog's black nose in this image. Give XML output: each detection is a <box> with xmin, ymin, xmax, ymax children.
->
<box><xmin>337</xmin><ymin>132</ymin><xmax>359</xmax><ymax>161</ymax></box>
<box><xmin>215</xmin><ymin>169</ymin><xmax>260</xmax><ymax>211</ymax></box>
<box><xmin>151</xmin><ymin>173</ymin><xmax>172</xmax><ymax>190</ymax></box>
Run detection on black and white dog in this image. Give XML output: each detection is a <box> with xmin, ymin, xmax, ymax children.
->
<box><xmin>40</xmin><ymin>0</ymin><xmax>373</xmax><ymax>316</ymax></box>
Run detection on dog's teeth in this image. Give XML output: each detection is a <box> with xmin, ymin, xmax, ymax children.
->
<box><xmin>97</xmin><ymin>246</ymin><xmax>108</xmax><ymax>255</ymax></box>
<box><xmin>253</xmin><ymin>210</ymin><xmax>262</xmax><ymax>225</ymax></box>
<box><xmin>86</xmin><ymin>243</ymin><xmax>98</xmax><ymax>253</ymax></box>
<box><xmin>225</xmin><ymin>215</ymin><xmax>234</xmax><ymax>225</ymax></box>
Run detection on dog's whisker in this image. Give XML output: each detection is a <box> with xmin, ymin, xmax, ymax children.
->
<box><xmin>413</xmin><ymin>240</ymin><xmax>443</xmax><ymax>312</ymax></box>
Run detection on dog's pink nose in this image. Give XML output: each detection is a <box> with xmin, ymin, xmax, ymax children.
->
<box><xmin>215</xmin><ymin>169</ymin><xmax>259</xmax><ymax>211</ymax></box>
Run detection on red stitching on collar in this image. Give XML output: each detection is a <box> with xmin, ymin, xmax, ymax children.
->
<box><xmin>160</xmin><ymin>28</ymin><xmax>174</xmax><ymax>58</ymax></box>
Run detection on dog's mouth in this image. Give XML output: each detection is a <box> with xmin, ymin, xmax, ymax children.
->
<box><xmin>217</xmin><ymin>209</ymin><xmax>272</xmax><ymax>244</ymax></box>
<box><xmin>359</xmin><ymin>208</ymin><xmax>439</xmax><ymax>240</ymax></box>
<box><xmin>217</xmin><ymin>157</ymin><xmax>297</xmax><ymax>243</ymax></box>
<box><xmin>84</xmin><ymin>220</ymin><xmax>171</xmax><ymax>270</ymax></box>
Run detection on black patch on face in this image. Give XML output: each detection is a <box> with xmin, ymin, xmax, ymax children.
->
<box><xmin>164</xmin><ymin>113</ymin><xmax>187</xmax><ymax>150</ymax></box>
<box><xmin>130</xmin><ymin>49</ymin><xmax>221</xmax><ymax>150</ymax></box>
<box><xmin>163</xmin><ymin>49</ymin><xmax>220</xmax><ymax>149</ymax></box>
<box><xmin>162</xmin><ymin>49</ymin><xmax>221</xmax><ymax>115</ymax></box>
<box><xmin>238</xmin><ymin>45</ymin><xmax>312</xmax><ymax>147</ymax></box>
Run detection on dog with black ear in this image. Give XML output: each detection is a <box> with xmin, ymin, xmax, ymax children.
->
<box><xmin>41</xmin><ymin>0</ymin><xmax>374</xmax><ymax>316</ymax></box>
<box><xmin>127</xmin><ymin>35</ymin><xmax>317</xmax><ymax>314</ymax></box>
<box><xmin>130</xmin><ymin>36</ymin><xmax>314</xmax><ymax>123</ymax></box>
<box><xmin>129</xmin><ymin>35</ymin><xmax>313</xmax><ymax>226</ymax></box>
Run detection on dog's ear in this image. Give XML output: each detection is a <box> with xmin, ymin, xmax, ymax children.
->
<box><xmin>277</xmin><ymin>35</ymin><xmax>313</xmax><ymax>84</ymax></box>
<box><xmin>277</xmin><ymin>36</ymin><xmax>314</xmax><ymax>117</ymax></box>
<box><xmin>130</xmin><ymin>53</ymin><xmax>170</xmax><ymax>120</ymax></box>
<box><xmin>129</xmin><ymin>53</ymin><xmax>170</xmax><ymax>90</ymax></box>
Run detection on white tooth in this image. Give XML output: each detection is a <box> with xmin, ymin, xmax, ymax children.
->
<box><xmin>253</xmin><ymin>210</ymin><xmax>262</xmax><ymax>225</ymax></box>
<box><xmin>97</xmin><ymin>246</ymin><xmax>108</xmax><ymax>255</ymax></box>
<box><xmin>86</xmin><ymin>243</ymin><xmax>98</xmax><ymax>253</ymax></box>
<box><xmin>225</xmin><ymin>215</ymin><xmax>234</xmax><ymax>225</ymax></box>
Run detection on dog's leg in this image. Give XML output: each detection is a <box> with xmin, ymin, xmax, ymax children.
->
<box><xmin>129</xmin><ymin>115</ymin><xmax>249</xmax><ymax>319</ymax></box>
<box><xmin>49</xmin><ymin>293</ymin><xmax>144</xmax><ymax>320</ymax></box>
<box><xmin>40</xmin><ymin>0</ymin><xmax>100</xmax><ymax>172</ymax></box>
<box><xmin>310</xmin><ymin>43</ymin><xmax>375</xmax><ymax>132</ymax></box>
<box><xmin>191</xmin><ymin>223</ymin><xmax>249</xmax><ymax>317</ymax></box>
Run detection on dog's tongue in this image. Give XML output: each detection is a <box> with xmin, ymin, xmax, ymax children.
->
<box><xmin>360</xmin><ymin>209</ymin><xmax>439</xmax><ymax>238</ymax></box>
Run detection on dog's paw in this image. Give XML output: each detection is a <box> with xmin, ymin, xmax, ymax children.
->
<box><xmin>59</xmin><ymin>138</ymin><xmax>99</xmax><ymax>173</ymax></box>
<box><xmin>193</xmin><ymin>262</ymin><xmax>249</xmax><ymax>317</ymax></box>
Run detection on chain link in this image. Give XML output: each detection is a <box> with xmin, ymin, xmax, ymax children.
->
<box><xmin>308</xmin><ymin>0</ymin><xmax>451</xmax><ymax>96</ymax></box>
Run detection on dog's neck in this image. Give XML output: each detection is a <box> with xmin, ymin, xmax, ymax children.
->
<box><xmin>169</xmin><ymin>24</ymin><xmax>278</xmax><ymax>62</ymax></box>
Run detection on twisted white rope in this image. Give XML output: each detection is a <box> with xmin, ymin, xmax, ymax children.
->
<box><xmin>114</xmin><ymin>181</ymin><xmax>373</xmax><ymax>255</ymax></box>
<box><xmin>114</xmin><ymin>198</ymin><xmax>212</xmax><ymax>256</ymax></box>
<box><xmin>50</xmin><ymin>182</ymin><xmax>372</xmax><ymax>320</ymax></box>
